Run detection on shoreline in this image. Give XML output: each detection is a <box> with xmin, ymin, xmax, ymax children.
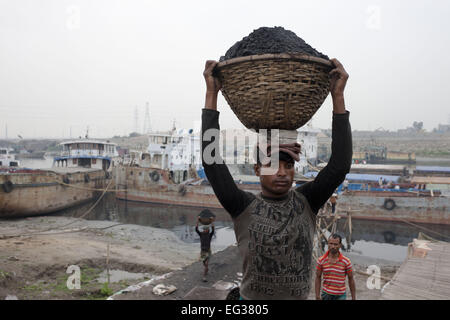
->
<box><xmin>0</xmin><ymin>216</ymin><xmax>401</xmax><ymax>300</ymax></box>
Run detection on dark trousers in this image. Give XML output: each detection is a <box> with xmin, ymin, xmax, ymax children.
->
<box><xmin>321</xmin><ymin>291</ymin><xmax>346</xmax><ymax>300</ymax></box>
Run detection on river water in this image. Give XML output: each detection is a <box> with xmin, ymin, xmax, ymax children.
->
<box><xmin>18</xmin><ymin>158</ymin><xmax>450</xmax><ymax>263</ymax></box>
<box><xmin>52</xmin><ymin>193</ymin><xmax>450</xmax><ymax>263</ymax></box>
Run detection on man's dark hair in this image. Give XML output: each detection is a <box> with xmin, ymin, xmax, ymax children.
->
<box><xmin>255</xmin><ymin>149</ymin><xmax>295</xmax><ymax>166</ymax></box>
<box><xmin>330</xmin><ymin>233</ymin><xmax>342</xmax><ymax>243</ymax></box>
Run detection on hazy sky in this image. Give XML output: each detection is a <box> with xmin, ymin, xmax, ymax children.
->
<box><xmin>1</xmin><ymin>0</ymin><xmax>449</xmax><ymax>138</ymax></box>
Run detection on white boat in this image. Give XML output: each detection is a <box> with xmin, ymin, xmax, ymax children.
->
<box><xmin>0</xmin><ymin>147</ymin><xmax>20</xmax><ymax>167</ymax></box>
<box><xmin>53</xmin><ymin>139</ymin><xmax>119</xmax><ymax>170</ymax></box>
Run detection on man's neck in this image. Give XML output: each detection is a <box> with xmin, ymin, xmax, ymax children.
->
<box><xmin>261</xmin><ymin>190</ymin><xmax>290</xmax><ymax>201</ymax></box>
<box><xmin>260</xmin><ymin>186</ymin><xmax>290</xmax><ymax>200</ymax></box>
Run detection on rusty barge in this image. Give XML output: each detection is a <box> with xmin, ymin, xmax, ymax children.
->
<box><xmin>114</xmin><ymin>129</ymin><xmax>449</xmax><ymax>225</ymax></box>
<box><xmin>0</xmin><ymin>167</ymin><xmax>109</xmax><ymax>218</ymax></box>
<box><xmin>0</xmin><ymin>139</ymin><xmax>118</xmax><ymax>218</ymax></box>
<box><xmin>114</xmin><ymin>165</ymin><xmax>260</xmax><ymax>208</ymax></box>
<box><xmin>337</xmin><ymin>189</ymin><xmax>449</xmax><ymax>225</ymax></box>
<box><xmin>115</xmin><ymin>164</ymin><xmax>450</xmax><ymax>225</ymax></box>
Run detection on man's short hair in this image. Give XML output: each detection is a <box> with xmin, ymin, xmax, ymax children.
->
<box><xmin>255</xmin><ymin>149</ymin><xmax>295</xmax><ymax>166</ymax></box>
<box><xmin>330</xmin><ymin>233</ymin><xmax>342</xmax><ymax>243</ymax></box>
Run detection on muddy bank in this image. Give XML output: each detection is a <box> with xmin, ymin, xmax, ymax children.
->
<box><xmin>111</xmin><ymin>245</ymin><xmax>400</xmax><ymax>300</ymax></box>
<box><xmin>0</xmin><ymin>216</ymin><xmax>401</xmax><ymax>300</ymax></box>
<box><xmin>0</xmin><ymin>216</ymin><xmax>199</xmax><ymax>300</ymax></box>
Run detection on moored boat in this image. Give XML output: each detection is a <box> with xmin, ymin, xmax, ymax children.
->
<box><xmin>114</xmin><ymin>165</ymin><xmax>260</xmax><ymax>208</ymax></box>
<box><xmin>0</xmin><ymin>147</ymin><xmax>20</xmax><ymax>167</ymax></box>
<box><xmin>0</xmin><ymin>139</ymin><xmax>118</xmax><ymax>218</ymax></box>
<box><xmin>337</xmin><ymin>186</ymin><xmax>450</xmax><ymax>225</ymax></box>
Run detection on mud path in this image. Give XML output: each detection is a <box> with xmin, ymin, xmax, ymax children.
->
<box><xmin>0</xmin><ymin>216</ymin><xmax>199</xmax><ymax>299</ymax></box>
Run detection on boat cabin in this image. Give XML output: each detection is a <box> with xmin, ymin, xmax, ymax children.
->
<box><xmin>54</xmin><ymin>140</ymin><xmax>118</xmax><ymax>170</ymax></box>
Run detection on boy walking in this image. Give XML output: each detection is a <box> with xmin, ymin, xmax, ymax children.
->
<box><xmin>195</xmin><ymin>218</ymin><xmax>215</xmax><ymax>282</ymax></box>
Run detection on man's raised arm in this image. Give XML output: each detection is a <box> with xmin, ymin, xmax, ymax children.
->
<box><xmin>296</xmin><ymin>58</ymin><xmax>352</xmax><ymax>213</ymax></box>
<box><xmin>201</xmin><ymin>61</ymin><xmax>253</xmax><ymax>218</ymax></box>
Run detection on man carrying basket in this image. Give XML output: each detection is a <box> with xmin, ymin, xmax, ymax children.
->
<box><xmin>201</xmin><ymin>58</ymin><xmax>352</xmax><ymax>300</ymax></box>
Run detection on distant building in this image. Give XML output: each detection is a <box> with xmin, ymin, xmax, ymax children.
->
<box><xmin>434</xmin><ymin>124</ymin><xmax>450</xmax><ymax>133</ymax></box>
<box><xmin>296</xmin><ymin>123</ymin><xmax>320</xmax><ymax>174</ymax></box>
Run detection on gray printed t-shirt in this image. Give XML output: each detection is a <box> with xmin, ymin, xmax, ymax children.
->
<box><xmin>233</xmin><ymin>190</ymin><xmax>316</xmax><ymax>300</ymax></box>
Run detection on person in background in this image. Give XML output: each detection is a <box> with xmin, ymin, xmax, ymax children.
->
<box><xmin>342</xmin><ymin>179</ymin><xmax>349</xmax><ymax>192</ymax></box>
<box><xmin>329</xmin><ymin>193</ymin><xmax>338</xmax><ymax>214</ymax></box>
<box><xmin>195</xmin><ymin>218</ymin><xmax>215</xmax><ymax>282</ymax></box>
<box><xmin>315</xmin><ymin>234</ymin><xmax>356</xmax><ymax>300</ymax></box>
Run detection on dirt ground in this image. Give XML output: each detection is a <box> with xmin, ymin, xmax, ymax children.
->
<box><xmin>110</xmin><ymin>244</ymin><xmax>399</xmax><ymax>300</ymax></box>
<box><xmin>0</xmin><ymin>216</ymin><xmax>400</xmax><ymax>300</ymax></box>
<box><xmin>0</xmin><ymin>216</ymin><xmax>199</xmax><ymax>300</ymax></box>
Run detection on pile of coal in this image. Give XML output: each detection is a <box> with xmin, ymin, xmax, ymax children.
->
<box><xmin>198</xmin><ymin>209</ymin><xmax>216</xmax><ymax>225</ymax></box>
<box><xmin>219</xmin><ymin>26</ymin><xmax>328</xmax><ymax>62</ymax></box>
<box><xmin>199</xmin><ymin>209</ymin><xmax>215</xmax><ymax>219</ymax></box>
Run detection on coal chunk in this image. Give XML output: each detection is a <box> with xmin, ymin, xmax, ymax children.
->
<box><xmin>220</xmin><ymin>26</ymin><xmax>328</xmax><ymax>62</ymax></box>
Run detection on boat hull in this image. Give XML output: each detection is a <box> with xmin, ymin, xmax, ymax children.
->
<box><xmin>0</xmin><ymin>169</ymin><xmax>108</xmax><ymax>218</ymax></box>
<box><xmin>115</xmin><ymin>166</ymin><xmax>450</xmax><ymax>225</ymax></box>
<box><xmin>114</xmin><ymin>166</ymin><xmax>260</xmax><ymax>209</ymax></box>
<box><xmin>338</xmin><ymin>191</ymin><xmax>450</xmax><ymax>225</ymax></box>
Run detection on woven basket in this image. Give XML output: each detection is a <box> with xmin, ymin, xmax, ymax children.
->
<box><xmin>199</xmin><ymin>216</ymin><xmax>215</xmax><ymax>225</ymax></box>
<box><xmin>216</xmin><ymin>53</ymin><xmax>333</xmax><ymax>130</ymax></box>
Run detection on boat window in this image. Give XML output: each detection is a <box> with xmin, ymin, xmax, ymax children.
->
<box><xmin>1</xmin><ymin>149</ymin><xmax>7</xmax><ymax>154</ymax></box>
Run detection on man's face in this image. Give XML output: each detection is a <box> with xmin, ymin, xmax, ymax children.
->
<box><xmin>328</xmin><ymin>237</ymin><xmax>341</xmax><ymax>254</ymax></box>
<box><xmin>254</xmin><ymin>160</ymin><xmax>295</xmax><ymax>196</ymax></box>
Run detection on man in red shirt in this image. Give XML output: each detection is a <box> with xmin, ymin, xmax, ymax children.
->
<box><xmin>315</xmin><ymin>234</ymin><xmax>356</xmax><ymax>300</ymax></box>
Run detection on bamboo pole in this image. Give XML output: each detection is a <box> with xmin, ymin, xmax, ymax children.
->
<box><xmin>106</xmin><ymin>242</ymin><xmax>110</xmax><ymax>285</ymax></box>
